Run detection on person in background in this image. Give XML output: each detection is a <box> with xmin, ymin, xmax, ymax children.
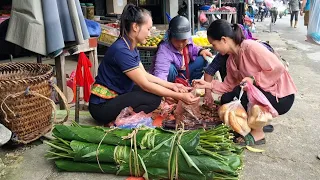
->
<box><xmin>300</xmin><ymin>0</ymin><xmax>310</xmax><ymax>29</ymax></box>
<box><xmin>89</xmin><ymin>4</ymin><xmax>199</xmax><ymax>125</ymax></box>
<box><xmin>193</xmin><ymin>19</ymin><xmax>297</xmax><ymax>146</ymax></box>
<box><xmin>150</xmin><ymin>15</ymin><xmax>212</xmax><ymax>83</ymax></box>
<box><xmin>289</xmin><ymin>0</ymin><xmax>300</xmax><ymax>28</ymax></box>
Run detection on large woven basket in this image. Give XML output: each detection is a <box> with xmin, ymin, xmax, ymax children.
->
<box><xmin>0</xmin><ymin>62</ymin><xmax>68</xmax><ymax>144</ymax></box>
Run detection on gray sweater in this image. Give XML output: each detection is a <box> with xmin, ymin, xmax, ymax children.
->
<box><xmin>289</xmin><ymin>0</ymin><xmax>300</xmax><ymax>11</ymax></box>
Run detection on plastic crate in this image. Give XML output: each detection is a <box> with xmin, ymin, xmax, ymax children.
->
<box><xmin>139</xmin><ymin>49</ymin><xmax>156</xmax><ymax>71</ymax></box>
<box><xmin>98</xmin><ymin>24</ymin><xmax>119</xmax><ymax>45</ymax></box>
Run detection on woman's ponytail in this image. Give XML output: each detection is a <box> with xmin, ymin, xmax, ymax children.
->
<box><xmin>119</xmin><ymin>4</ymin><xmax>151</xmax><ymax>38</ymax></box>
<box><xmin>232</xmin><ymin>24</ymin><xmax>245</xmax><ymax>45</ymax></box>
<box><xmin>207</xmin><ymin>19</ymin><xmax>245</xmax><ymax>45</ymax></box>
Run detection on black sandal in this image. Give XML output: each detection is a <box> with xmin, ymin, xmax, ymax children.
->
<box><xmin>263</xmin><ymin>125</ymin><xmax>274</xmax><ymax>133</ymax></box>
<box><xmin>237</xmin><ymin>133</ymin><xmax>266</xmax><ymax>146</ymax></box>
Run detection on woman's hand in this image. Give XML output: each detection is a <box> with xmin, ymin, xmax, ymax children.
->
<box><xmin>171</xmin><ymin>83</ymin><xmax>191</xmax><ymax>93</ymax></box>
<box><xmin>192</xmin><ymin>79</ymin><xmax>211</xmax><ymax>89</ymax></box>
<box><xmin>204</xmin><ymin>91</ymin><xmax>214</xmax><ymax>106</ymax></box>
<box><xmin>241</xmin><ymin>77</ymin><xmax>254</xmax><ymax>85</ymax></box>
<box><xmin>179</xmin><ymin>92</ymin><xmax>200</xmax><ymax>105</ymax></box>
<box><xmin>200</xmin><ymin>49</ymin><xmax>213</xmax><ymax>59</ymax></box>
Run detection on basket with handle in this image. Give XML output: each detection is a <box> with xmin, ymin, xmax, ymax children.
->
<box><xmin>0</xmin><ymin>62</ymin><xmax>69</xmax><ymax>144</ymax></box>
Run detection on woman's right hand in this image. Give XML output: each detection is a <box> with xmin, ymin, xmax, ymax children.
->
<box><xmin>192</xmin><ymin>79</ymin><xmax>211</xmax><ymax>89</ymax></box>
<box><xmin>204</xmin><ymin>91</ymin><xmax>213</xmax><ymax>106</ymax></box>
<box><xmin>179</xmin><ymin>92</ymin><xmax>200</xmax><ymax>105</ymax></box>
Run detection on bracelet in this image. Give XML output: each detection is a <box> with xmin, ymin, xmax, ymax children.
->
<box><xmin>250</xmin><ymin>76</ymin><xmax>255</xmax><ymax>84</ymax></box>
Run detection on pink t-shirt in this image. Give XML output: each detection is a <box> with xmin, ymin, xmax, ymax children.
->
<box><xmin>211</xmin><ymin>40</ymin><xmax>297</xmax><ymax>99</ymax></box>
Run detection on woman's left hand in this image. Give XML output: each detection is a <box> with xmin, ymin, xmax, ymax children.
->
<box><xmin>200</xmin><ymin>49</ymin><xmax>213</xmax><ymax>59</ymax></box>
<box><xmin>171</xmin><ymin>83</ymin><xmax>191</xmax><ymax>93</ymax></box>
<box><xmin>241</xmin><ymin>77</ymin><xmax>254</xmax><ymax>85</ymax></box>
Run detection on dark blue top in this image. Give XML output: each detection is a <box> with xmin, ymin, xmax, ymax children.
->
<box><xmin>90</xmin><ymin>36</ymin><xmax>140</xmax><ymax>104</ymax></box>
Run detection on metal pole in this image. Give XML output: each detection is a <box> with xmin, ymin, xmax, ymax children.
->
<box><xmin>219</xmin><ymin>0</ymin><xmax>221</xmax><ymax>8</ymax></box>
<box><xmin>191</xmin><ymin>0</ymin><xmax>195</xmax><ymax>34</ymax></box>
<box><xmin>188</xmin><ymin>0</ymin><xmax>192</xmax><ymax>29</ymax></box>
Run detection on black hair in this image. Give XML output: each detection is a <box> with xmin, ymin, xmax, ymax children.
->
<box><xmin>207</xmin><ymin>19</ymin><xmax>245</xmax><ymax>45</ymax></box>
<box><xmin>119</xmin><ymin>3</ymin><xmax>151</xmax><ymax>38</ymax></box>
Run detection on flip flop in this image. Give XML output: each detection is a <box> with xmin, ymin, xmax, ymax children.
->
<box><xmin>263</xmin><ymin>125</ymin><xmax>274</xmax><ymax>133</ymax></box>
<box><xmin>237</xmin><ymin>133</ymin><xmax>266</xmax><ymax>146</ymax></box>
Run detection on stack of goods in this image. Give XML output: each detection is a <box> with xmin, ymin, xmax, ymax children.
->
<box><xmin>45</xmin><ymin>123</ymin><xmax>243</xmax><ymax>180</ymax></box>
<box><xmin>98</xmin><ymin>23</ymin><xmax>120</xmax><ymax>45</ymax></box>
<box><xmin>209</xmin><ymin>6</ymin><xmax>237</xmax><ymax>12</ymax></box>
<box><xmin>192</xmin><ymin>36</ymin><xmax>211</xmax><ymax>47</ymax></box>
<box><xmin>137</xmin><ymin>35</ymin><xmax>163</xmax><ymax>48</ymax></box>
<box><xmin>192</xmin><ymin>31</ymin><xmax>211</xmax><ymax>47</ymax></box>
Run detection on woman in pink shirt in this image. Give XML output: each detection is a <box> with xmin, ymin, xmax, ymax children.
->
<box><xmin>194</xmin><ymin>19</ymin><xmax>297</xmax><ymax>146</ymax></box>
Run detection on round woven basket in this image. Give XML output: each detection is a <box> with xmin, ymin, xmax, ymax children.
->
<box><xmin>0</xmin><ymin>62</ymin><xmax>58</xmax><ymax>144</ymax></box>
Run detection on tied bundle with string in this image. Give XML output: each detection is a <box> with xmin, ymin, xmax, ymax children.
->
<box><xmin>45</xmin><ymin>122</ymin><xmax>243</xmax><ymax>180</ymax></box>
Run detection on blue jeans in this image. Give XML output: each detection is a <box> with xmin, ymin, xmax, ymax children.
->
<box><xmin>167</xmin><ymin>56</ymin><xmax>207</xmax><ymax>83</ymax></box>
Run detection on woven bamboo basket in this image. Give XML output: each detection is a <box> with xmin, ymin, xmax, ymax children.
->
<box><xmin>0</xmin><ymin>62</ymin><xmax>69</xmax><ymax>144</ymax></box>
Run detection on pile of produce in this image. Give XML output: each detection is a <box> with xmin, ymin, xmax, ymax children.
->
<box><xmin>192</xmin><ymin>36</ymin><xmax>211</xmax><ymax>47</ymax></box>
<box><xmin>45</xmin><ymin>123</ymin><xmax>243</xmax><ymax>180</ymax></box>
<box><xmin>137</xmin><ymin>35</ymin><xmax>163</xmax><ymax>47</ymax></box>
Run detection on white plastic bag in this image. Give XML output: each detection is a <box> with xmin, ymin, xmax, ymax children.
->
<box><xmin>218</xmin><ymin>88</ymin><xmax>251</xmax><ymax>136</ymax></box>
<box><xmin>307</xmin><ymin>0</ymin><xmax>320</xmax><ymax>44</ymax></box>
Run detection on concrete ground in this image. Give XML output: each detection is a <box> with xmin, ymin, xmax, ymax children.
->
<box><xmin>1</xmin><ymin>15</ymin><xmax>320</xmax><ymax>180</ymax></box>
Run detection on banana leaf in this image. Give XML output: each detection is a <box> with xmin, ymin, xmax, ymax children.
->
<box><xmin>55</xmin><ymin>159</ymin><xmax>119</xmax><ymax>174</ymax></box>
<box><xmin>55</xmin><ymin>159</ymin><xmax>209</xmax><ymax>180</ymax></box>
<box><xmin>53</xmin><ymin>125</ymin><xmax>200</xmax><ymax>154</ymax></box>
<box><xmin>48</xmin><ymin>140</ymin><xmax>241</xmax><ymax>179</ymax></box>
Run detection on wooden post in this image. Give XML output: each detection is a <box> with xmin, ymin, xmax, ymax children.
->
<box><xmin>55</xmin><ymin>55</ymin><xmax>68</xmax><ymax>110</ymax></box>
<box><xmin>75</xmin><ymin>85</ymin><xmax>80</xmax><ymax>123</ymax></box>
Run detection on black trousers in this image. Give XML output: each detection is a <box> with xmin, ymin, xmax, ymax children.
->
<box><xmin>89</xmin><ymin>86</ymin><xmax>161</xmax><ymax>124</ymax></box>
<box><xmin>221</xmin><ymin>85</ymin><xmax>295</xmax><ymax>115</ymax></box>
<box><xmin>291</xmin><ymin>11</ymin><xmax>299</xmax><ymax>21</ymax></box>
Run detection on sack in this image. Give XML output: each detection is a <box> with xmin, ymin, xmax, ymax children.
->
<box><xmin>174</xmin><ymin>90</ymin><xmax>201</xmax><ymax>126</ymax></box>
<box><xmin>245</xmin><ymin>83</ymin><xmax>278</xmax><ymax>117</ymax></box>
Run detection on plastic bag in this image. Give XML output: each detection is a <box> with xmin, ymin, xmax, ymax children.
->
<box><xmin>245</xmin><ymin>83</ymin><xmax>278</xmax><ymax>117</ymax></box>
<box><xmin>85</xmin><ymin>19</ymin><xmax>101</xmax><ymax>37</ymax></box>
<box><xmin>248</xmin><ymin>104</ymin><xmax>272</xmax><ymax>129</ymax></box>
<box><xmin>218</xmin><ymin>98</ymin><xmax>251</xmax><ymax>136</ymax></box>
<box><xmin>307</xmin><ymin>0</ymin><xmax>320</xmax><ymax>44</ymax></box>
<box><xmin>174</xmin><ymin>91</ymin><xmax>201</xmax><ymax>127</ymax></box>
<box><xmin>115</xmin><ymin>107</ymin><xmax>154</xmax><ymax>129</ymax></box>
